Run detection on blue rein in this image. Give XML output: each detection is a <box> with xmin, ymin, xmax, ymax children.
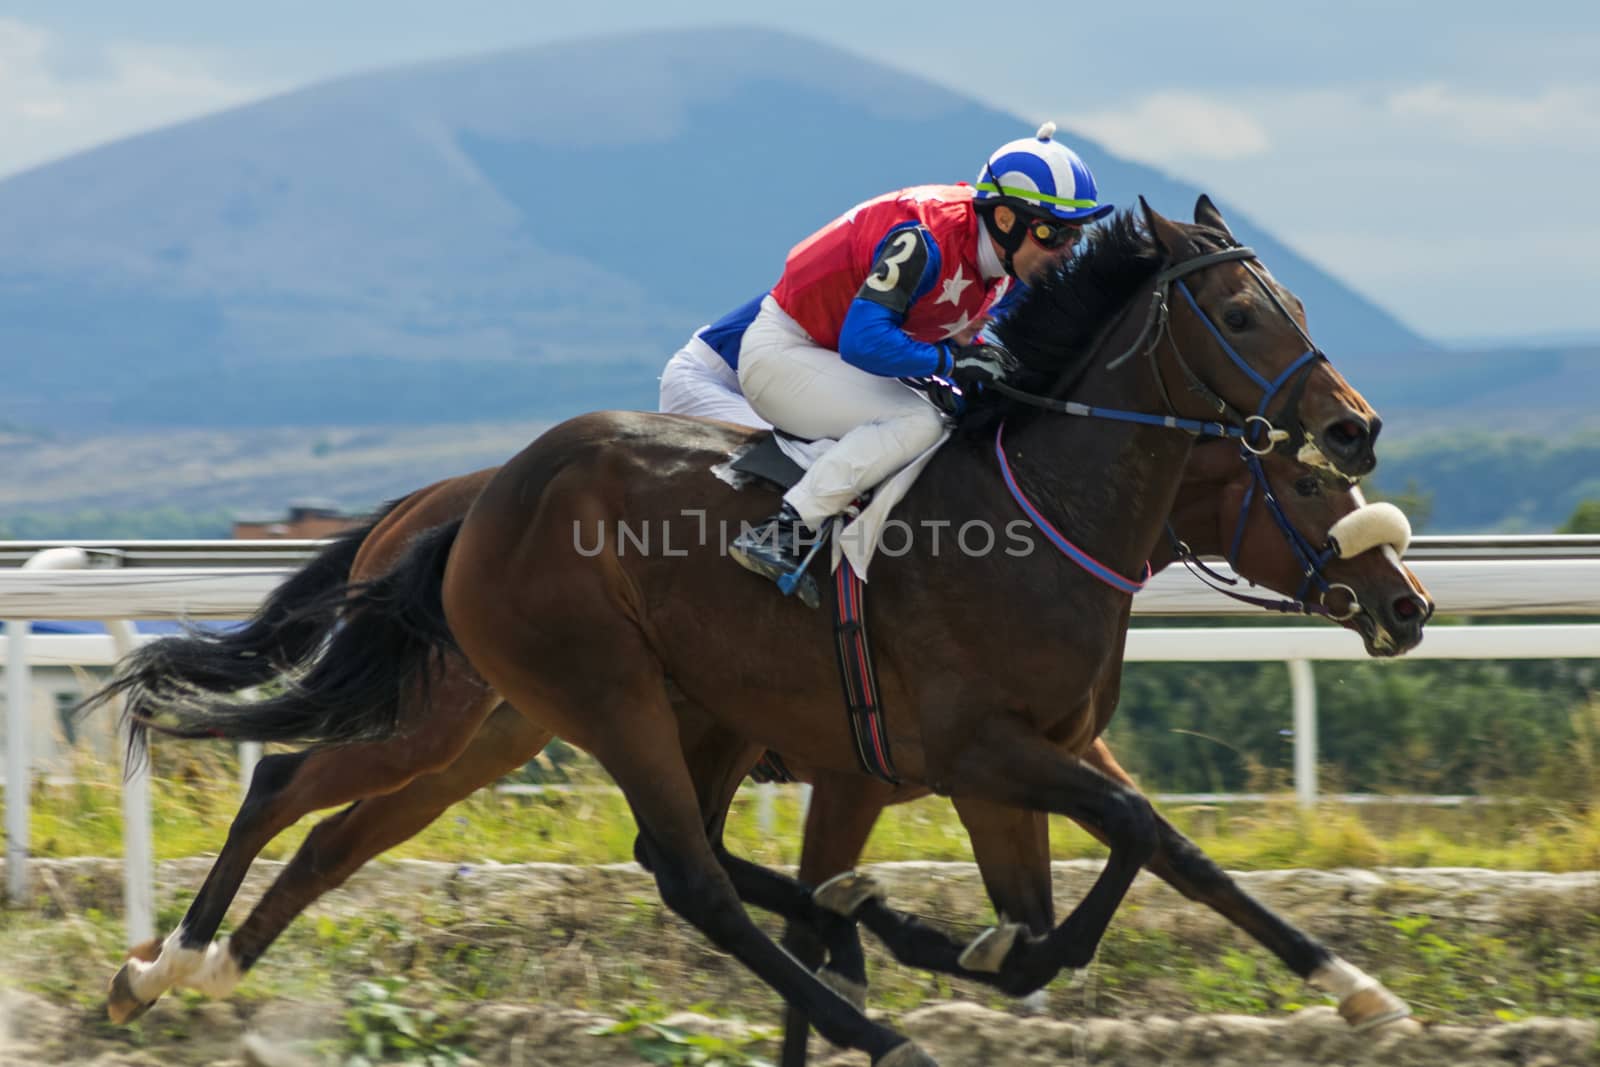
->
<box><xmin>1168</xmin><ymin>444</ymin><xmax>1352</xmax><ymax>619</ymax></box>
<box><xmin>990</xmin><ymin>242</ymin><xmax>1348</xmax><ymax>608</ymax></box>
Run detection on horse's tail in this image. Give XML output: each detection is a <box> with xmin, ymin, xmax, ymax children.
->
<box><xmin>78</xmin><ymin>502</ymin><xmax>403</xmax><ymax>733</ymax></box>
<box><xmin>119</xmin><ymin>518</ymin><xmax>463</xmax><ymax>765</ymax></box>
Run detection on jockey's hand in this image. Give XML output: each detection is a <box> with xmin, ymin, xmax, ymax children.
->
<box><xmin>900</xmin><ymin>376</ymin><xmax>963</xmax><ymax>416</ymax></box>
<box><xmin>949</xmin><ymin>343</ymin><xmax>1015</xmax><ymax>390</ymax></box>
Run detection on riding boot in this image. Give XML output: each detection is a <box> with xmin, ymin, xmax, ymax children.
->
<box><xmin>730</xmin><ymin>503</ymin><xmax>822</xmax><ymax>608</ymax></box>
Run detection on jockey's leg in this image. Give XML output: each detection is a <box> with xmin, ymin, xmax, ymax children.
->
<box><xmin>739</xmin><ymin>304</ymin><xmax>944</xmax><ymax>527</ymax></box>
<box><xmin>659</xmin><ymin>336</ymin><xmax>770</xmax><ymax>428</ymax></box>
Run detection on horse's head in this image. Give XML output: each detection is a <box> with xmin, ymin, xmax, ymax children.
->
<box><xmin>1172</xmin><ymin>442</ymin><xmax>1432</xmax><ymax>657</ymax></box>
<box><xmin>1141</xmin><ymin>196</ymin><xmax>1381</xmax><ymax>481</ymax></box>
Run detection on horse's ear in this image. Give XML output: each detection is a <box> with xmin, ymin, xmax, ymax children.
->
<box><xmin>1193</xmin><ymin>194</ymin><xmax>1237</xmax><ymax>242</ymax></box>
<box><xmin>1139</xmin><ymin>195</ymin><xmax>1182</xmax><ymax>256</ymax></box>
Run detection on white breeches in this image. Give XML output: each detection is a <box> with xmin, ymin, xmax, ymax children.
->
<box><xmin>658</xmin><ymin>335</ymin><xmax>769</xmax><ymax>428</ymax></box>
<box><xmin>738</xmin><ymin>295</ymin><xmax>945</xmax><ymax>528</ymax></box>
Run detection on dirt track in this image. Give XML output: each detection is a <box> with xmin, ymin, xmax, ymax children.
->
<box><xmin>1</xmin><ymin>859</ymin><xmax>1595</xmax><ymax>1065</ymax></box>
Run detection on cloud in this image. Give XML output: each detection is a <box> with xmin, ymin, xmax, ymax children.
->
<box><xmin>1068</xmin><ymin>92</ymin><xmax>1272</xmax><ymax>166</ymax></box>
<box><xmin>1387</xmin><ymin>83</ymin><xmax>1600</xmax><ymax>147</ymax></box>
<box><xmin>0</xmin><ymin>18</ymin><xmax>274</xmax><ymax>179</ymax></box>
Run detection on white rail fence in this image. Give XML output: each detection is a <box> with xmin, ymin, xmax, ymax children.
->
<box><xmin>2</xmin><ymin>537</ymin><xmax>1598</xmax><ymax>941</ymax></box>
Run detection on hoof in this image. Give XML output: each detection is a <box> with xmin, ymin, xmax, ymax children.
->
<box><xmin>957</xmin><ymin>922</ymin><xmax>1024</xmax><ymax>974</ymax></box>
<box><xmin>813</xmin><ymin>870</ymin><xmax>886</xmax><ymax>918</ymax></box>
<box><xmin>1340</xmin><ymin>985</ymin><xmax>1414</xmax><ymax>1032</ymax></box>
<box><xmin>818</xmin><ymin>967</ymin><xmax>868</xmax><ymax>1011</ymax></box>
<box><xmin>876</xmin><ymin>1041</ymin><xmax>937</xmax><ymax>1067</ymax></box>
<box><xmin>1340</xmin><ymin>986</ymin><xmax>1411</xmax><ymax>1031</ymax></box>
<box><xmin>106</xmin><ymin>962</ymin><xmax>159</xmax><ymax>1025</ymax></box>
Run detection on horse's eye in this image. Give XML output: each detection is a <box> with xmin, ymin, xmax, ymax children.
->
<box><xmin>1223</xmin><ymin>309</ymin><xmax>1249</xmax><ymax>330</ymax></box>
<box><xmin>1294</xmin><ymin>476</ymin><xmax>1322</xmax><ymax>497</ymax></box>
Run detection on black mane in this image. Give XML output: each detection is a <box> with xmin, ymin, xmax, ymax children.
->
<box><xmin>991</xmin><ymin>210</ymin><xmax>1167</xmax><ymax>393</ymax></box>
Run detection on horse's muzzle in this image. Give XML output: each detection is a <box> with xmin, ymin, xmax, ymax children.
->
<box><xmin>1316</xmin><ymin>412</ymin><xmax>1381</xmax><ymax>478</ymax></box>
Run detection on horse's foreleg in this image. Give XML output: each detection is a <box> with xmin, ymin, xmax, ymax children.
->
<box><xmin>106</xmin><ymin>677</ymin><xmax>501</xmax><ymax>1024</ymax></box>
<box><xmin>221</xmin><ymin>704</ymin><xmax>547</xmax><ymax>982</ymax></box>
<box><xmin>596</xmin><ymin>695</ymin><xmax>929</xmax><ymax>1062</ymax></box>
<box><xmin>785</xmin><ymin>769</ymin><xmax>897</xmax><ymax>1001</ymax></box>
<box><xmin>817</xmin><ymin>796</ymin><xmax>1094</xmax><ymax>998</ymax></box>
<box><xmin>916</xmin><ymin>715</ymin><xmax>1156</xmax><ymax>997</ymax></box>
<box><xmin>1081</xmin><ymin>740</ymin><xmax>1413</xmax><ymax>1030</ymax></box>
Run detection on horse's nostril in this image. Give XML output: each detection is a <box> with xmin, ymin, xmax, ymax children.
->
<box><xmin>1329</xmin><ymin>418</ymin><xmax>1367</xmax><ymax>448</ymax></box>
<box><xmin>1393</xmin><ymin>595</ymin><xmax>1426</xmax><ymax>623</ymax></box>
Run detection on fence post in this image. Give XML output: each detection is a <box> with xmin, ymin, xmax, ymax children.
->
<box><xmin>1289</xmin><ymin>658</ymin><xmax>1318</xmax><ymax>808</ymax></box>
<box><xmin>4</xmin><ymin>614</ymin><xmax>29</xmax><ymax>905</ymax></box>
<box><xmin>238</xmin><ymin>742</ymin><xmax>262</xmax><ymax>801</ymax></box>
<box><xmin>756</xmin><ymin>781</ymin><xmax>777</xmax><ymax>839</ymax></box>
<box><xmin>5</xmin><ymin>548</ymin><xmax>92</xmax><ymax>905</ymax></box>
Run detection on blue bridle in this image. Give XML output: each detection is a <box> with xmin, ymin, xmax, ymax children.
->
<box><xmin>991</xmin><ymin>242</ymin><xmax>1348</xmax><ymax>602</ymax></box>
<box><xmin>993</xmin><ymin>244</ymin><xmax>1328</xmax><ymax>456</ymax></box>
<box><xmin>1166</xmin><ymin>443</ymin><xmax>1356</xmax><ymax>619</ymax></box>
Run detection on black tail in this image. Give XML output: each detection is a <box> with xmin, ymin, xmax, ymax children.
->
<box><xmin>119</xmin><ymin>519</ymin><xmax>464</xmax><ymax>765</ymax></box>
<box><xmin>78</xmin><ymin>506</ymin><xmax>400</xmax><ymax>730</ymax></box>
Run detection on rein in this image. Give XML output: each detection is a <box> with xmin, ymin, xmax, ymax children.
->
<box><xmin>990</xmin><ymin>243</ymin><xmax>1335</xmax><ymax>598</ymax></box>
<box><xmin>1164</xmin><ymin>445</ymin><xmax>1356</xmax><ymax>620</ymax></box>
<box><xmin>992</xmin><ymin>244</ymin><xmax>1326</xmax><ymax>456</ymax></box>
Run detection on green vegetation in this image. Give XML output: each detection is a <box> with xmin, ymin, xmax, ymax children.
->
<box><xmin>592</xmin><ymin>1004</ymin><xmax>776</xmax><ymax>1066</ymax></box>
<box><xmin>1109</xmin><ymin>652</ymin><xmax>1600</xmax><ymax>795</ymax></box>
<box><xmin>12</xmin><ymin>736</ymin><xmax>1600</xmax><ymax>873</ymax></box>
<box><xmin>1561</xmin><ymin>499</ymin><xmax>1600</xmax><ymax>534</ymax></box>
<box><xmin>1370</xmin><ymin>430</ymin><xmax>1600</xmax><ymax>531</ymax></box>
<box><xmin>337</xmin><ymin>976</ymin><xmax>473</xmax><ymax>1066</ymax></box>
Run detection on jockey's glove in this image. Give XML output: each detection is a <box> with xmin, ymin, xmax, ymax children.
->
<box><xmin>948</xmin><ymin>342</ymin><xmax>1016</xmax><ymax>390</ymax></box>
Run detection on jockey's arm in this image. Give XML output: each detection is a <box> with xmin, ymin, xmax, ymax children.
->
<box><xmin>837</xmin><ymin>225</ymin><xmax>952</xmax><ymax>379</ymax></box>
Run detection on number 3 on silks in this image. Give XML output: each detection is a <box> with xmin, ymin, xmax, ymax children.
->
<box><xmin>859</xmin><ymin>227</ymin><xmax>931</xmax><ymax>314</ymax></box>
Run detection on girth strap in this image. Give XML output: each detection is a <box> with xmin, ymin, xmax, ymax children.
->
<box><xmin>833</xmin><ymin>557</ymin><xmax>898</xmax><ymax>784</ymax></box>
<box><xmin>748</xmin><ymin>750</ymin><xmax>799</xmax><ymax>785</ymax></box>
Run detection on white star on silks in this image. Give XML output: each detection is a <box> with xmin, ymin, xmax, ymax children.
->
<box><xmin>940</xmin><ymin>310</ymin><xmax>974</xmax><ymax>339</ymax></box>
<box><xmin>936</xmin><ymin>266</ymin><xmax>973</xmax><ymax>306</ymax></box>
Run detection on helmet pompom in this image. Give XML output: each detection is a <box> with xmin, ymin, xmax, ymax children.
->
<box><xmin>1035</xmin><ymin>121</ymin><xmax>1057</xmax><ymax>142</ymax></box>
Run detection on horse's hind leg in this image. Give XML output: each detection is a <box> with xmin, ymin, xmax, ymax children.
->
<box><xmin>467</xmin><ymin>640</ymin><xmax>927</xmax><ymax>1062</ymax></box>
<box><xmin>1080</xmin><ymin>740</ymin><xmax>1412</xmax><ymax>1029</ymax></box>
<box><xmin>215</xmin><ymin>705</ymin><xmax>548</xmax><ymax>988</ymax></box>
<box><xmin>106</xmin><ymin>676</ymin><xmax>500</xmax><ymax>1023</ymax></box>
<box><xmin>770</xmin><ymin>769</ymin><xmax>898</xmax><ymax>1067</ymax></box>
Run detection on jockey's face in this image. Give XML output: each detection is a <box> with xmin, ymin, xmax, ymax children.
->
<box><xmin>994</xmin><ymin>206</ymin><xmax>1080</xmax><ymax>286</ymax></box>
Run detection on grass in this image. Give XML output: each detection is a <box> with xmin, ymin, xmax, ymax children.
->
<box><xmin>11</xmin><ymin>748</ymin><xmax>1600</xmax><ymax>873</ymax></box>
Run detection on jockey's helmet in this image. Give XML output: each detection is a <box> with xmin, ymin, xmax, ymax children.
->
<box><xmin>975</xmin><ymin>122</ymin><xmax>1114</xmax><ymax>224</ymax></box>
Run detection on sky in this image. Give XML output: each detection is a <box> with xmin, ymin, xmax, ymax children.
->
<box><xmin>2</xmin><ymin>1</ymin><xmax>1597</xmax><ymax>344</ymax></box>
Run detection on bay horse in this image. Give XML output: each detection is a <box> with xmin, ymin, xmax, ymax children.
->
<box><xmin>96</xmin><ymin>199</ymin><xmax>1387</xmax><ymax>1066</ymax></box>
<box><xmin>89</xmin><ymin>436</ymin><xmax>1427</xmax><ymax>1042</ymax></box>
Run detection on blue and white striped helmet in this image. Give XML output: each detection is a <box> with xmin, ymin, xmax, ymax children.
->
<box><xmin>975</xmin><ymin>122</ymin><xmax>1114</xmax><ymax>223</ymax></box>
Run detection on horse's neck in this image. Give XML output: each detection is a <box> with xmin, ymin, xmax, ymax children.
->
<box><xmin>1000</xmin><ymin>410</ymin><xmax>1194</xmax><ymax>585</ymax></box>
<box><xmin>1151</xmin><ymin>475</ymin><xmax>1232</xmax><ymax>573</ymax></box>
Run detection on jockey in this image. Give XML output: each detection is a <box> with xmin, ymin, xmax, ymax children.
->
<box><xmin>658</xmin><ymin>295</ymin><xmax>771</xmax><ymax>428</ymax></box>
<box><xmin>721</xmin><ymin>122</ymin><xmax>1114</xmax><ymax>595</ymax></box>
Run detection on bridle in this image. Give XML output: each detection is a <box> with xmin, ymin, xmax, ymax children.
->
<box><xmin>1166</xmin><ymin>444</ymin><xmax>1358</xmax><ymax>620</ymax></box>
<box><xmin>992</xmin><ymin>243</ymin><xmax>1327</xmax><ymax>456</ymax></box>
<box><xmin>991</xmin><ymin>239</ymin><xmax>1344</xmax><ymax>599</ymax></box>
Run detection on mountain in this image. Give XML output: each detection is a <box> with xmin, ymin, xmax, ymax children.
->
<box><xmin>0</xmin><ymin>27</ymin><xmax>1430</xmax><ymax>432</ymax></box>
